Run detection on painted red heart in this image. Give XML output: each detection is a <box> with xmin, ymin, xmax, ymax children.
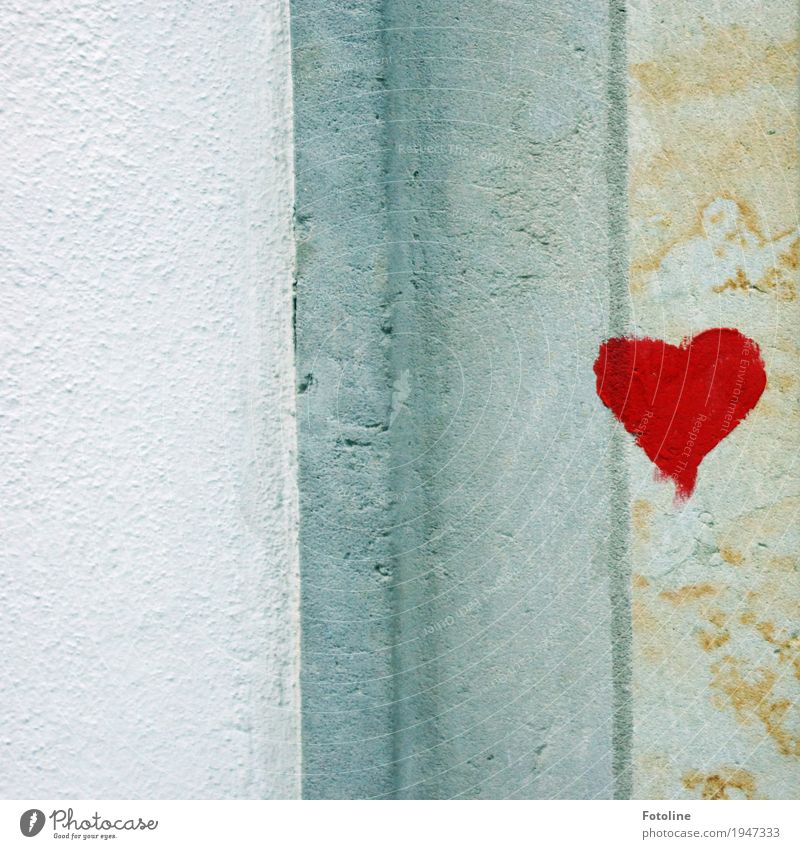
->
<box><xmin>594</xmin><ymin>328</ymin><xmax>766</xmax><ymax>500</ymax></box>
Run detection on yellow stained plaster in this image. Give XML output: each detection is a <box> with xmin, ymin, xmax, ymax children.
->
<box><xmin>629</xmin><ymin>4</ymin><xmax>800</xmax><ymax>799</ymax></box>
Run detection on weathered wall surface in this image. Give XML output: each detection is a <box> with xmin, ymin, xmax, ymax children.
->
<box><xmin>291</xmin><ymin>1</ymin><xmax>400</xmax><ymax>799</ymax></box>
<box><xmin>628</xmin><ymin>1</ymin><xmax>800</xmax><ymax>799</ymax></box>
<box><xmin>293</xmin><ymin>1</ymin><xmax>625</xmax><ymax>798</ymax></box>
<box><xmin>5</xmin><ymin>0</ymin><xmax>794</xmax><ymax>803</ymax></box>
<box><xmin>295</xmin><ymin>0</ymin><xmax>800</xmax><ymax>800</ymax></box>
<box><xmin>0</xmin><ymin>1</ymin><xmax>300</xmax><ymax>798</ymax></box>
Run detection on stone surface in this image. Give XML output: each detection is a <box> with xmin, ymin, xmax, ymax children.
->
<box><xmin>628</xmin><ymin>0</ymin><xmax>800</xmax><ymax>799</ymax></box>
<box><xmin>0</xmin><ymin>1</ymin><xmax>300</xmax><ymax>798</ymax></box>
<box><xmin>294</xmin><ymin>0</ymin><xmax>623</xmax><ymax>798</ymax></box>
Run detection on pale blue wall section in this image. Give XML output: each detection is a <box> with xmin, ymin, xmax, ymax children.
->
<box><xmin>292</xmin><ymin>2</ymin><xmax>398</xmax><ymax>799</ymax></box>
<box><xmin>293</xmin><ymin>2</ymin><xmax>623</xmax><ymax>798</ymax></box>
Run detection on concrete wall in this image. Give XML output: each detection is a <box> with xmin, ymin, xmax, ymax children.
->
<box><xmin>294</xmin><ymin>0</ymin><xmax>800</xmax><ymax>799</ymax></box>
<box><xmin>293</xmin><ymin>0</ymin><xmax>626</xmax><ymax>798</ymax></box>
<box><xmin>3</xmin><ymin>0</ymin><xmax>797</xmax><ymax>802</ymax></box>
<box><xmin>0</xmin><ymin>1</ymin><xmax>300</xmax><ymax>798</ymax></box>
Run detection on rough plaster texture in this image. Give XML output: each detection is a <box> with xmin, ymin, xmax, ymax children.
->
<box><xmin>293</xmin><ymin>1</ymin><xmax>623</xmax><ymax>798</ymax></box>
<box><xmin>0</xmin><ymin>1</ymin><xmax>300</xmax><ymax>798</ymax></box>
<box><xmin>628</xmin><ymin>1</ymin><xmax>800</xmax><ymax>799</ymax></box>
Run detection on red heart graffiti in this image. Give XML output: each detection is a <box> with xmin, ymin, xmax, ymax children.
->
<box><xmin>594</xmin><ymin>328</ymin><xmax>766</xmax><ymax>500</ymax></box>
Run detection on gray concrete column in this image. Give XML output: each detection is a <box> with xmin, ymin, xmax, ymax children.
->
<box><xmin>293</xmin><ymin>1</ymin><xmax>628</xmax><ymax>798</ymax></box>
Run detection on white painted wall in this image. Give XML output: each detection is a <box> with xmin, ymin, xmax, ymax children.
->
<box><xmin>0</xmin><ymin>1</ymin><xmax>300</xmax><ymax>798</ymax></box>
